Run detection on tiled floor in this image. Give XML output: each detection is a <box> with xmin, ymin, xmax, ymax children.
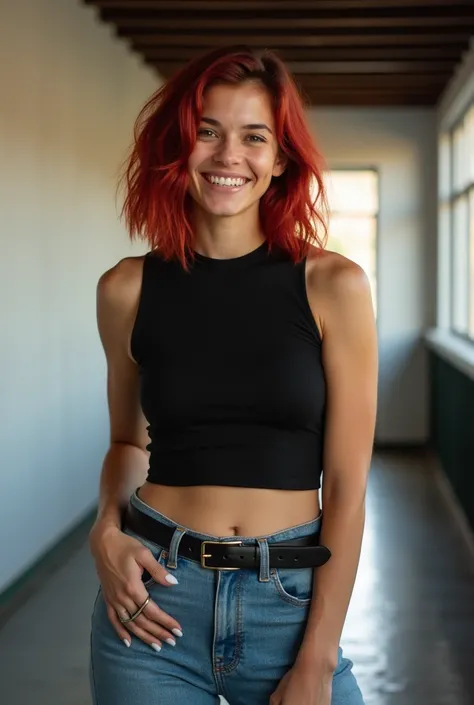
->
<box><xmin>0</xmin><ymin>451</ymin><xmax>473</xmax><ymax>705</ymax></box>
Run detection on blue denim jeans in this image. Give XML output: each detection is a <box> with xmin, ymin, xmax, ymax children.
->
<box><xmin>90</xmin><ymin>491</ymin><xmax>364</xmax><ymax>704</ymax></box>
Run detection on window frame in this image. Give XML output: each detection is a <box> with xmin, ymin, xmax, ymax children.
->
<box><xmin>444</xmin><ymin>99</ymin><xmax>474</xmax><ymax>343</ymax></box>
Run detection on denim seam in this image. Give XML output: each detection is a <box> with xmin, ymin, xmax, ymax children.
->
<box><xmin>270</xmin><ymin>568</ymin><xmax>312</xmax><ymax>607</ymax></box>
<box><xmin>214</xmin><ymin>670</ymin><xmax>229</xmax><ymax>701</ymax></box>
<box><xmin>89</xmin><ymin>638</ymin><xmax>99</xmax><ymax>705</ymax></box>
<box><xmin>214</xmin><ymin>571</ymin><xmax>244</xmax><ymax>674</ymax></box>
<box><xmin>211</xmin><ymin>571</ymin><xmax>221</xmax><ymax>680</ymax></box>
<box><xmin>89</xmin><ymin>588</ymin><xmax>102</xmax><ymax>705</ymax></box>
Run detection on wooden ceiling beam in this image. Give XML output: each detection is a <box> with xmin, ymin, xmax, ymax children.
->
<box><xmin>305</xmin><ymin>93</ymin><xmax>438</xmax><ymax>106</ymax></box>
<box><xmin>130</xmin><ymin>33</ymin><xmax>471</xmax><ymax>48</ymax></box>
<box><xmin>298</xmin><ymin>74</ymin><xmax>449</xmax><ymax>88</ymax></box>
<box><xmin>290</xmin><ymin>61</ymin><xmax>455</xmax><ymax>75</ymax></box>
<box><xmin>301</xmin><ymin>86</ymin><xmax>441</xmax><ymax>95</ymax></box>
<box><xmin>84</xmin><ymin>1</ymin><xmax>474</xmax><ymax>11</ymax></box>
<box><xmin>304</xmin><ymin>88</ymin><xmax>440</xmax><ymax>96</ymax></box>
<box><xmin>115</xmin><ymin>16</ymin><xmax>474</xmax><ymax>31</ymax></box>
<box><xmin>143</xmin><ymin>46</ymin><xmax>465</xmax><ymax>61</ymax></box>
<box><xmin>153</xmin><ymin>60</ymin><xmax>456</xmax><ymax>75</ymax></box>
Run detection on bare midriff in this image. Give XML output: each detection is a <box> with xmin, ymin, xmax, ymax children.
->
<box><xmin>137</xmin><ymin>482</ymin><xmax>321</xmax><ymax>537</ymax></box>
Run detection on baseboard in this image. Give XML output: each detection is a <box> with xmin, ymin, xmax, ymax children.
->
<box><xmin>429</xmin><ymin>453</ymin><xmax>474</xmax><ymax>564</ymax></box>
<box><xmin>0</xmin><ymin>505</ymin><xmax>97</xmax><ymax>628</ymax></box>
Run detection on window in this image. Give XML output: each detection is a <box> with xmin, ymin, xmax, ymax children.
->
<box><xmin>439</xmin><ymin>103</ymin><xmax>474</xmax><ymax>340</ymax></box>
<box><xmin>323</xmin><ymin>169</ymin><xmax>378</xmax><ymax>315</ymax></box>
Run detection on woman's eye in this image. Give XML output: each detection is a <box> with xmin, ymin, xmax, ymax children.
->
<box><xmin>246</xmin><ymin>134</ymin><xmax>266</xmax><ymax>143</ymax></box>
<box><xmin>198</xmin><ymin>128</ymin><xmax>216</xmax><ymax>138</ymax></box>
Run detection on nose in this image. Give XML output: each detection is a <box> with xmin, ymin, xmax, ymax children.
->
<box><xmin>213</xmin><ymin>134</ymin><xmax>242</xmax><ymax>167</ymax></box>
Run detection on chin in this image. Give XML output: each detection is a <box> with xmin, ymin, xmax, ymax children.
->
<box><xmin>210</xmin><ymin>207</ymin><xmax>242</xmax><ymax>217</ymax></box>
<box><xmin>201</xmin><ymin>201</ymin><xmax>246</xmax><ymax>218</ymax></box>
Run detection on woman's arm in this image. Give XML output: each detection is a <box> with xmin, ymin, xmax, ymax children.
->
<box><xmin>299</xmin><ymin>252</ymin><xmax>378</xmax><ymax>671</ymax></box>
<box><xmin>89</xmin><ymin>257</ymin><xmax>184</xmax><ymax>649</ymax></box>
<box><xmin>90</xmin><ymin>256</ymin><xmax>149</xmax><ymax>537</ymax></box>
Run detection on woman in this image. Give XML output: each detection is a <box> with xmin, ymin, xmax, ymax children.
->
<box><xmin>89</xmin><ymin>45</ymin><xmax>377</xmax><ymax>705</ymax></box>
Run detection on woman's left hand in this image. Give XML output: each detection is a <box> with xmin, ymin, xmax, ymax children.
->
<box><xmin>269</xmin><ymin>658</ymin><xmax>333</xmax><ymax>705</ymax></box>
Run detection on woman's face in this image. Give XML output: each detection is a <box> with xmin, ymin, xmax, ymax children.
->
<box><xmin>187</xmin><ymin>82</ymin><xmax>286</xmax><ymax>219</ymax></box>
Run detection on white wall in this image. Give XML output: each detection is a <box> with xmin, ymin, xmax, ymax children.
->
<box><xmin>307</xmin><ymin>108</ymin><xmax>438</xmax><ymax>443</ymax></box>
<box><xmin>0</xmin><ymin>0</ymin><xmax>159</xmax><ymax>593</ymax></box>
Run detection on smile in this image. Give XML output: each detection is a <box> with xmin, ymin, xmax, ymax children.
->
<box><xmin>202</xmin><ymin>174</ymin><xmax>250</xmax><ymax>189</ymax></box>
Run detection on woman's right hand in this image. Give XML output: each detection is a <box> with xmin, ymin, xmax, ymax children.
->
<box><xmin>89</xmin><ymin>521</ymin><xmax>184</xmax><ymax>651</ymax></box>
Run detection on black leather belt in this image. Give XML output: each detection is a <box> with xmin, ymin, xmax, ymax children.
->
<box><xmin>124</xmin><ymin>504</ymin><xmax>331</xmax><ymax>570</ymax></box>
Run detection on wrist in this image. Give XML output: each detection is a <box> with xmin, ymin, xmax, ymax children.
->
<box><xmin>89</xmin><ymin>516</ymin><xmax>122</xmax><ymax>555</ymax></box>
<box><xmin>297</xmin><ymin>640</ymin><xmax>339</xmax><ymax>673</ymax></box>
<box><xmin>96</xmin><ymin>501</ymin><xmax>126</xmax><ymax>530</ymax></box>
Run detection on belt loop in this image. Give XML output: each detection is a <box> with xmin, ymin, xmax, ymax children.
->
<box><xmin>256</xmin><ymin>538</ymin><xmax>270</xmax><ymax>582</ymax></box>
<box><xmin>166</xmin><ymin>527</ymin><xmax>186</xmax><ymax>569</ymax></box>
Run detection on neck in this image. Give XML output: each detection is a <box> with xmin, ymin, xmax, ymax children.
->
<box><xmin>191</xmin><ymin>204</ymin><xmax>265</xmax><ymax>259</ymax></box>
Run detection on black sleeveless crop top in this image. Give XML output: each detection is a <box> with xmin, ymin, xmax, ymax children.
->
<box><xmin>131</xmin><ymin>240</ymin><xmax>326</xmax><ymax>490</ymax></box>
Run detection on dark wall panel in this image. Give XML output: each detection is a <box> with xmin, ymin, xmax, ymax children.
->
<box><xmin>429</xmin><ymin>351</ymin><xmax>474</xmax><ymax>532</ymax></box>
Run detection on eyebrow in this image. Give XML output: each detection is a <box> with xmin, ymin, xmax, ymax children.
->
<box><xmin>201</xmin><ymin>117</ymin><xmax>273</xmax><ymax>134</ymax></box>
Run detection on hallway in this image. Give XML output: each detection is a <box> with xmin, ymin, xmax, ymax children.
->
<box><xmin>0</xmin><ymin>452</ymin><xmax>473</xmax><ymax>705</ymax></box>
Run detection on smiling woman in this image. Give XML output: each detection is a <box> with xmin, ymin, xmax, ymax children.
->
<box><xmin>89</xmin><ymin>45</ymin><xmax>377</xmax><ymax>705</ymax></box>
<box><xmin>120</xmin><ymin>45</ymin><xmax>329</xmax><ymax>267</ymax></box>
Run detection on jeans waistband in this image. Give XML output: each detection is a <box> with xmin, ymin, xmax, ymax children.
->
<box><xmin>130</xmin><ymin>490</ymin><xmax>322</xmax><ymax>545</ymax></box>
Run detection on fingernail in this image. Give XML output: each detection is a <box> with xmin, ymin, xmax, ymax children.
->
<box><xmin>123</xmin><ymin>639</ymin><xmax>131</xmax><ymax>648</ymax></box>
<box><xmin>165</xmin><ymin>574</ymin><xmax>179</xmax><ymax>585</ymax></box>
<box><xmin>151</xmin><ymin>643</ymin><xmax>162</xmax><ymax>653</ymax></box>
<box><xmin>165</xmin><ymin>638</ymin><xmax>176</xmax><ymax>646</ymax></box>
<box><xmin>171</xmin><ymin>628</ymin><xmax>183</xmax><ymax>638</ymax></box>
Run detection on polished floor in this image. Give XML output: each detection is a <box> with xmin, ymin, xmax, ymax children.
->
<box><xmin>0</xmin><ymin>451</ymin><xmax>473</xmax><ymax>705</ymax></box>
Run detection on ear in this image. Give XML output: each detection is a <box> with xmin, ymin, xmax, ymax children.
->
<box><xmin>272</xmin><ymin>151</ymin><xmax>287</xmax><ymax>178</ymax></box>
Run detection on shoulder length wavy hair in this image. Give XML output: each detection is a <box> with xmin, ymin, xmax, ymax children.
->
<box><xmin>120</xmin><ymin>45</ymin><xmax>329</xmax><ymax>270</ymax></box>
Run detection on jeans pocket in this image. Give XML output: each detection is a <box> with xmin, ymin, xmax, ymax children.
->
<box><xmin>270</xmin><ymin>566</ymin><xmax>314</xmax><ymax>607</ymax></box>
<box><xmin>123</xmin><ymin>526</ymin><xmax>166</xmax><ymax>588</ymax></box>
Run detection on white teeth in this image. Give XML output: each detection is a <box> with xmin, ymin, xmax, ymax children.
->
<box><xmin>206</xmin><ymin>175</ymin><xmax>247</xmax><ymax>187</ymax></box>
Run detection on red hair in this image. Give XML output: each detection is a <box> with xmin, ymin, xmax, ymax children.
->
<box><xmin>120</xmin><ymin>45</ymin><xmax>328</xmax><ymax>270</ymax></box>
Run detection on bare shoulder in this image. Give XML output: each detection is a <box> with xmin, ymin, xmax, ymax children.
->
<box><xmin>306</xmin><ymin>244</ymin><xmax>370</xmax><ymax>298</ymax></box>
<box><xmin>97</xmin><ymin>255</ymin><xmax>145</xmax><ymax>309</ymax></box>
<box><xmin>96</xmin><ymin>255</ymin><xmax>146</xmax><ymax>357</ymax></box>
<box><xmin>305</xmin><ymin>244</ymin><xmax>374</xmax><ymax>338</ymax></box>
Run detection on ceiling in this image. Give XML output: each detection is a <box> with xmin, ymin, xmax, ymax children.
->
<box><xmin>84</xmin><ymin>0</ymin><xmax>474</xmax><ymax>106</ymax></box>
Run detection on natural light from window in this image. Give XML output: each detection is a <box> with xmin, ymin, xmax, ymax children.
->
<box><xmin>439</xmin><ymin>103</ymin><xmax>474</xmax><ymax>341</ymax></box>
<box><xmin>323</xmin><ymin>169</ymin><xmax>378</xmax><ymax>316</ymax></box>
